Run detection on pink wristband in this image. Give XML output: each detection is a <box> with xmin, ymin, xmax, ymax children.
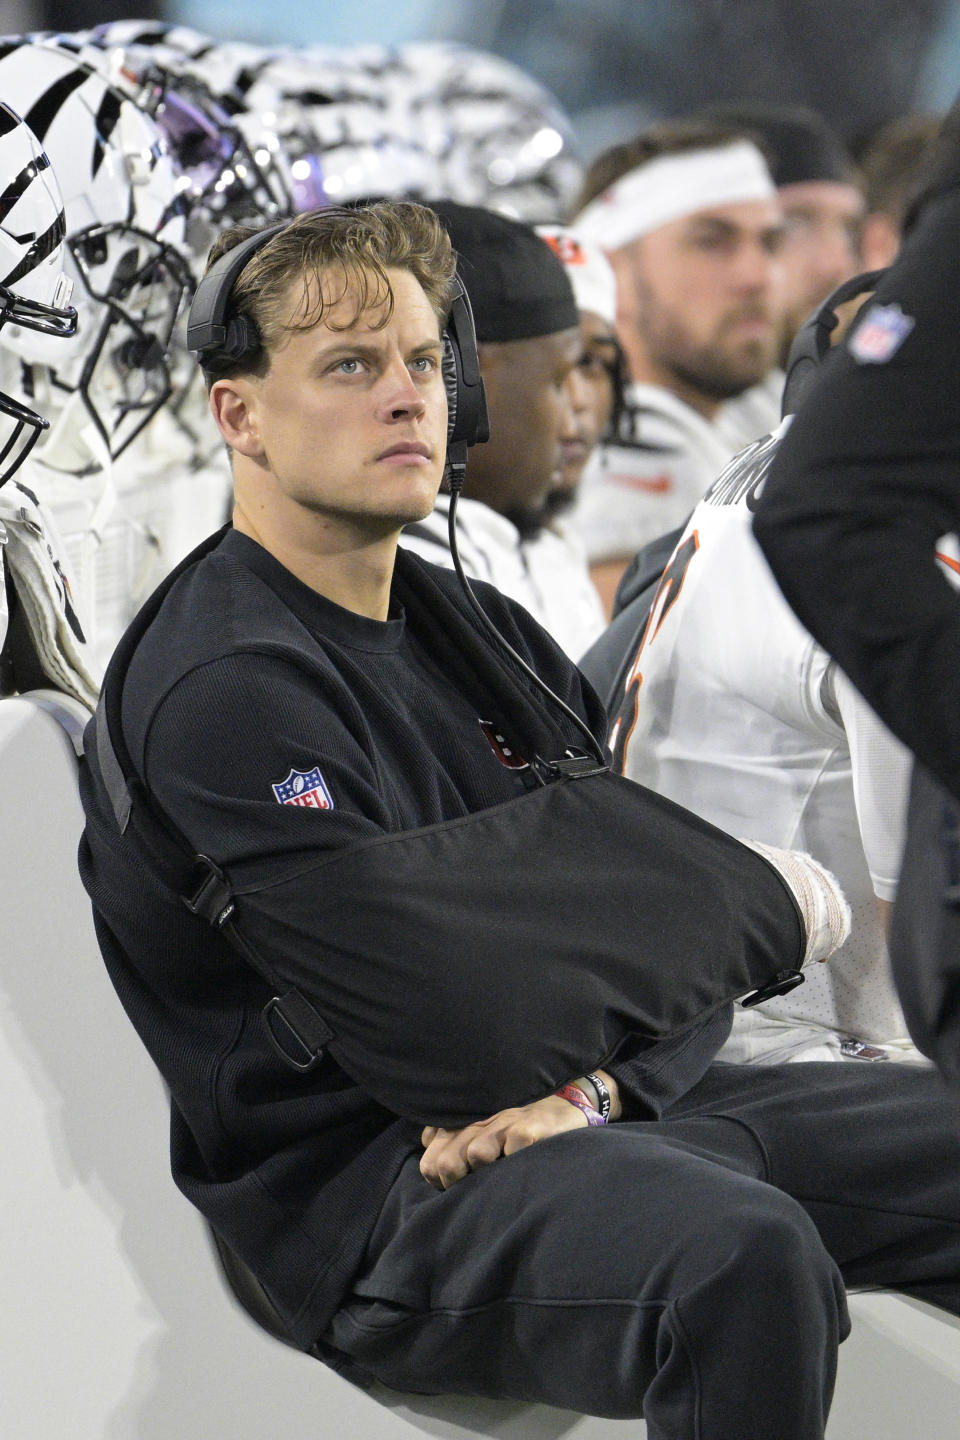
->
<box><xmin>555</xmin><ymin>1082</ymin><xmax>606</xmax><ymax>1126</ymax></box>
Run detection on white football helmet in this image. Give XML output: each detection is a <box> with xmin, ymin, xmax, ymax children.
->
<box><xmin>71</xmin><ymin>37</ymin><xmax>293</xmax><ymax>259</ymax></box>
<box><xmin>0</xmin><ymin>39</ymin><xmax>192</xmax><ymax>465</ymax></box>
<box><xmin>237</xmin><ymin>48</ymin><xmax>437</xmax><ymax>210</ymax></box>
<box><xmin>84</xmin><ymin>19</ymin><xmax>216</xmax><ymax>64</ymax></box>
<box><xmin>399</xmin><ymin>42</ymin><xmax>583</xmax><ymax>221</ymax></box>
<box><xmin>168</xmin><ymin>37</ymin><xmax>280</xmax><ymax>115</ymax></box>
<box><xmin>0</xmin><ymin>101</ymin><xmax>76</xmax><ymax>486</ymax></box>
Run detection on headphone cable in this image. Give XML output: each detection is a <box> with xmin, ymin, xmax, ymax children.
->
<box><xmin>445</xmin><ymin>460</ymin><xmax>607</xmax><ymax>768</ymax></box>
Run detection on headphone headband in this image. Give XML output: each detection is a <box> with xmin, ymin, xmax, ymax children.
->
<box><xmin>782</xmin><ymin>268</ymin><xmax>887</xmax><ymax>417</ymax></box>
<box><xmin>185</xmin><ymin>222</ymin><xmax>288</xmax><ymax>362</ymax></box>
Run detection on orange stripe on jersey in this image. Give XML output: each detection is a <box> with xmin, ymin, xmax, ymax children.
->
<box><xmin>607</xmin><ymin>471</ymin><xmax>673</xmax><ymax>493</ymax></box>
<box><xmin>610</xmin><ymin>530</ymin><xmax>700</xmax><ymax>773</ymax></box>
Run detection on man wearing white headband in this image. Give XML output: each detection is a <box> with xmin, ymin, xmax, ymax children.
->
<box><xmin>569</xmin><ymin>121</ymin><xmax>786</xmax><ymax>612</ymax></box>
<box><xmin>701</xmin><ymin>103</ymin><xmax>865</xmax><ymax>450</ymax></box>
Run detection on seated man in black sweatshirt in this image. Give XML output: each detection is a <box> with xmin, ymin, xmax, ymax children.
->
<box><xmin>78</xmin><ymin>200</ymin><xmax>960</xmax><ymax>1440</ymax></box>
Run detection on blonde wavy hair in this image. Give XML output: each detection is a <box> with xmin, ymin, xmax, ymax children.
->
<box><xmin>202</xmin><ymin>201</ymin><xmax>457</xmax><ymax>381</ymax></box>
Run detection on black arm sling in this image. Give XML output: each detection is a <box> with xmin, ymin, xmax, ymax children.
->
<box><xmin>889</xmin><ymin>761</ymin><xmax>960</xmax><ymax>1087</ymax></box>
<box><xmin>93</xmin><ymin>528</ymin><xmax>806</xmax><ymax>1126</ymax></box>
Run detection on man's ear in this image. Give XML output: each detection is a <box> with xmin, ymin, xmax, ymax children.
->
<box><xmin>209</xmin><ymin>377</ymin><xmax>264</xmax><ymax>458</ymax></box>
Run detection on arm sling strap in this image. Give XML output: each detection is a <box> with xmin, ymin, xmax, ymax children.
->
<box><xmin>92</xmin><ymin>529</ymin><xmax>807</xmax><ymax>1126</ymax></box>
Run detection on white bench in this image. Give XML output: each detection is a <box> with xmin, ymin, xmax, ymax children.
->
<box><xmin>1</xmin><ymin>692</ymin><xmax>957</xmax><ymax>1439</ymax></box>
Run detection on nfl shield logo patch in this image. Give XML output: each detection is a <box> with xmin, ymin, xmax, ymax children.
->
<box><xmin>848</xmin><ymin>302</ymin><xmax>915</xmax><ymax>364</ymax></box>
<box><xmin>272</xmin><ymin>766</ymin><xmax>335</xmax><ymax>809</ymax></box>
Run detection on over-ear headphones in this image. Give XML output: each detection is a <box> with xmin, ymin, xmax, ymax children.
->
<box><xmin>442</xmin><ymin>273</ymin><xmax>490</xmax><ymax>459</ymax></box>
<box><xmin>781</xmin><ymin>267</ymin><xmax>887</xmax><ymax>417</ymax></box>
<box><xmin>185</xmin><ymin>222</ymin><xmax>288</xmax><ymax>367</ymax></box>
<box><xmin>185</xmin><ymin>217</ymin><xmax>490</xmax><ymax>459</ymax></box>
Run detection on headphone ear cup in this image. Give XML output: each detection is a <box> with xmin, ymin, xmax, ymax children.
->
<box><xmin>442</xmin><ymin>333</ymin><xmax>459</xmax><ymax>443</ymax></box>
<box><xmin>444</xmin><ymin>331</ymin><xmax>489</xmax><ymax>452</ymax></box>
<box><xmin>444</xmin><ymin>278</ymin><xmax>490</xmax><ymax>452</ymax></box>
<box><xmin>220</xmin><ymin>313</ymin><xmax>261</xmax><ymax>365</ymax></box>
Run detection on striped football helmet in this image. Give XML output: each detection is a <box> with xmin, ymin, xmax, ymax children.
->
<box><xmin>72</xmin><ymin>35</ymin><xmax>294</xmax><ymax>254</ymax></box>
<box><xmin>400</xmin><ymin>42</ymin><xmax>583</xmax><ymax>222</ymax></box>
<box><xmin>231</xmin><ymin>47</ymin><xmax>436</xmax><ymax>210</ymax></box>
<box><xmin>0</xmin><ymin>101</ymin><xmax>76</xmax><ymax>486</ymax></box>
<box><xmin>0</xmin><ymin>38</ymin><xmax>193</xmax><ymax>464</ymax></box>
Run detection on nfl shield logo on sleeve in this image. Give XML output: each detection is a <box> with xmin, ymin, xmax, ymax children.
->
<box><xmin>848</xmin><ymin>302</ymin><xmax>915</xmax><ymax>364</ymax></box>
<box><xmin>272</xmin><ymin>766</ymin><xmax>335</xmax><ymax>809</ymax></box>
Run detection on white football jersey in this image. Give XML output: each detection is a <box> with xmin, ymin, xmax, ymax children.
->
<box><xmin>569</xmin><ymin>383</ymin><xmax>741</xmax><ymax>564</ymax></box>
<box><xmin>399</xmin><ymin>492</ymin><xmax>605</xmax><ymax>662</ymax></box>
<box><xmin>717</xmin><ymin>368</ymin><xmax>785</xmax><ymax>454</ymax></box>
<box><xmin>612</xmin><ymin>423</ymin><xmax>915</xmax><ymax>1053</ymax></box>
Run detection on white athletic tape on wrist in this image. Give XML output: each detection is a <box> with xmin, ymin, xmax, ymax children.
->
<box><xmin>739</xmin><ymin>839</ymin><xmax>852</xmax><ymax>965</ymax></box>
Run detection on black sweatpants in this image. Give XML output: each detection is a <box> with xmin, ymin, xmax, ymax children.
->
<box><xmin>325</xmin><ymin>1062</ymin><xmax>960</xmax><ymax>1440</ymax></box>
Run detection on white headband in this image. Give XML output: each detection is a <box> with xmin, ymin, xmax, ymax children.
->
<box><xmin>536</xmin><ymin>225</ymin><xmax>618</xmax><ymax>326</ymax></box>
<box><xmin>575</xmin><ymin>140</ymin><xmax>777</xmax><ymax>252</ymax></box>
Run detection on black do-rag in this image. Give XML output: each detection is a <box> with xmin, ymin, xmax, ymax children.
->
<box><xmin>699</xmin><ymin>103</ymin><xmax>856</xmax><ymax>188</ymax></box>
<box><xmin>428</xmin><ymin>198</ymin><xmax>579</xmax><ymax>342</ymax></box>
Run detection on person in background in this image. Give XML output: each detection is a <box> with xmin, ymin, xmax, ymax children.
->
<box><xmin>752</xmin><ymin>101</ymin><xmax>960</xmax><ymax>1084</ymax></box>
<box><xmin>535</xmin><ymin>226</ymin><xmax>626</xmax><ymax>516</ymax></box>
<box><xmin>856</xmin><ymin>112</ymin><xmax>944</xmax><ymax>270</ymax></box>
<box><xmin>702</xmin><ymin>105</ymin><xmax>863</xmax><ymax>360</ymax></box>
<box><xmin>529</xmin><ymin>224</ymin><xmax>625</xmax><ymax>658</ymax></box>
<box><xmin>399</xmin><ymin>200</ymin><xmax>605</xmax><ymax>660</ymax></box>
<box><xmin>605</xmin><ymin>414</ymin><xmax>923</xmax><ymax>1066</ymax></box>
<box><xmin>754</xmin><ymin>98</ymin><xmax>960</xmax><ymax>822</ymax></box>
<box><xmin>700</xmin><ymin>103</ymin><xmax>865</xmax><ymax>447</ymax></box>
<box><xmin>568</xmin><ymin>121</ymin><xmax>786</xmax><ymax>613</ymax></box>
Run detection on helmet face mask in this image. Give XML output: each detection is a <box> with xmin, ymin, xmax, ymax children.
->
<box><xmin>0</xmin><ymin>378</ymin><xmax>49</xmax><ymax>487</ymax></box>
<box><xmin>69</xmin><ymin>220</ymin><xmax>193</xmax><ymax>458</ymax></box>
<box><xmin>0</xmin><ymin>99</ymin><xmax>77</xmax><ymax>486</ymax></box>
<box><xmin>140</xmin><ymin>71</ymin><xmax>291</xmax><ymax>241</ymax></box>
<box><xmin>75</xmin><ymin>43</ymin><xmax>293</xmax><ymax>249</ymax></box>
<box><xmin>0</xmin><ymin>281</ymin><xmax>77</xmax><ymax>338</ymax></box>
